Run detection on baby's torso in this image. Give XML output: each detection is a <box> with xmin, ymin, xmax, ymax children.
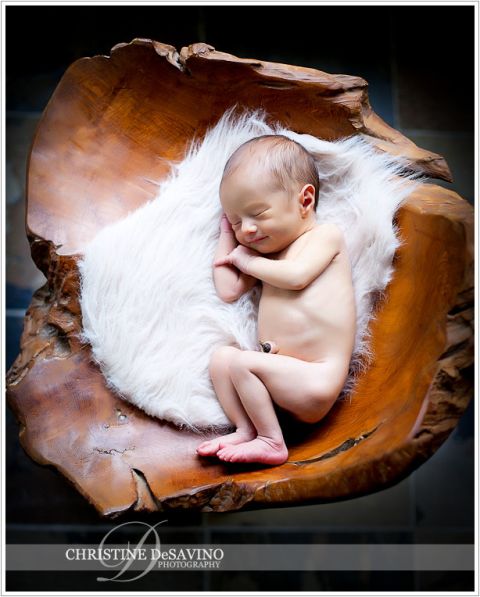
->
<box><xmin>258</xmin><ymin>225</ymin><xmax>357</xmax><ymax>366</ymax></box>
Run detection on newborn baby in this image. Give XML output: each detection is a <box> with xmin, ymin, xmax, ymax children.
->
<box><xmin>197</xmin><ymin>135</ymin><xmax>357</xmax><ymax>465</ymax></box>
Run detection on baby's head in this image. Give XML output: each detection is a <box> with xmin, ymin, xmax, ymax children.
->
<box><xmin>220</xmin><ymin>135</ymin><xmax>319</xmax><ymax>253</ymax></box>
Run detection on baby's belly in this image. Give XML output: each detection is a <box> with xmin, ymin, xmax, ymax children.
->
<box><xmin>258</xmin><ymin>287</ymin><xmax>356</xmax><ymax>365</ymax></box>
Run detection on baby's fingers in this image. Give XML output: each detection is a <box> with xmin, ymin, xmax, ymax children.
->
<box><xmin>220</xmin><ymin>214</ymin><xmax>233</xmax><ymax>232</ymax></box>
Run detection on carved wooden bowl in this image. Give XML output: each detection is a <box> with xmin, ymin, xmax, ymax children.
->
<box><xmin>7</xmin><ymin>39</ymin><xmax>473</xmax><ymax>517</ymax></box>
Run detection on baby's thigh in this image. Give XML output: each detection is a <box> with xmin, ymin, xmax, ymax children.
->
<box><xmin>242</xmin><ymin>353</ymin><xmax>345</xmax><ymax>424</ymax></box>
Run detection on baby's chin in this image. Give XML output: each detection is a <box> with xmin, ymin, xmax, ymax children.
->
<box><xmin>241</xmin><ymin>236</ymin><xmax>287</xmax><ymax>254</ymax></box>
<box><xmin>246</xmin><ymin>241</ymin><xmax>272</xmax><ymax>253</ymax></box>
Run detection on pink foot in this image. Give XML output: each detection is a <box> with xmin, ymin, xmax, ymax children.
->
<box><xmin>196</xmin><ymin>429</ymin><xmax>256</xmax><ymax>457</ymax></box>
<box><xmin>217</xmin><ymin>436</ymin><xmax>288</xmax><ymax>465</ymax></box>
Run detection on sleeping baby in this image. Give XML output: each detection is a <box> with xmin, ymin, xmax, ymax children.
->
<box><xmin>197</xmin><ymin>135</ymin><xmax>357</xmax><ymax>465</ymax></box>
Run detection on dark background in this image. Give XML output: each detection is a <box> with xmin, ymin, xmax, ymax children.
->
<box><xmin>5</xmin><ymin>4</ymin><xmax>475</xmax><ymax>592</ymax></box>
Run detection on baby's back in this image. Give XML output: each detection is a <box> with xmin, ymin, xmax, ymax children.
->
<box><xmin>258</xmin><ymin>225</ymin><xmax>356</xmax><ymax>367</ymax></box>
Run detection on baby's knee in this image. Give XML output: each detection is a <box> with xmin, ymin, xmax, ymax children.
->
<box><xmin>209</xmin><ymin>346</ymin><xmax>240</xmax><ymax>376</ymax></box>
<box><xmin>229</xmin><ymin>350</ymin><xmax>255</xmax><ymax>380</ymax></box>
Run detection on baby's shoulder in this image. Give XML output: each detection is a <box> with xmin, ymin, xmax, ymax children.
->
<box><xmin>310</xmin><ymin>222</ymin><xmax>345</xmax><ymax>244</ymax></box>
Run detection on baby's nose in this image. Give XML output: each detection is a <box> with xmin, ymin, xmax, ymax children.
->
<box><xmin>242</xmin><ymin>222</ymin><xmax>257</xmax><ymax>233</ymax></box>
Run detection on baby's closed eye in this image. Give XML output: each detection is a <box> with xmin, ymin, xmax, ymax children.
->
<box><xmin>231</xmin><ymin>209</ymin><xmax>269</xmax><ymax>228</ymax></box>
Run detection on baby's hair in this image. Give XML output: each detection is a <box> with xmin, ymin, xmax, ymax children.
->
<box><xmin>221</xmin><ymin>135</ymin><xmax>320</xmax><ymax>209</ymax></box>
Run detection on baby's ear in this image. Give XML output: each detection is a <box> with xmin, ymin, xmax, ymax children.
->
<box><xmin>298</xmin><ymin>184</ymin><xmax>316</xmax><ymax>213</ymax></box>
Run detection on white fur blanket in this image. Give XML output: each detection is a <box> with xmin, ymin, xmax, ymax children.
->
<box><xmin>77</xmin><ymin>109</ymin><xmax>420</xmax><ymax>432</ymax></box>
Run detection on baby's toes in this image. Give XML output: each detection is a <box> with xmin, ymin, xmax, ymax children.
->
<box><xmin>196</xmin><ymin>440</ymin><xmax>219</xmax><ymax>455</ymax></box>
<box><xmin>217</xmin><ymin>447</ymin><xmax>233</xmax><ymax>461</ymax></box>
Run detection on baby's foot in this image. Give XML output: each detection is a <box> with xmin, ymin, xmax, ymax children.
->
<box><xmin>216</xmin><ymin>436</ymin><xmax>288</xmax><ymax>465</ymax></box>
<box><xmin>196</xmin><ymin>428</ymin><xmax>256</xmax><ymax>457</ymax></box>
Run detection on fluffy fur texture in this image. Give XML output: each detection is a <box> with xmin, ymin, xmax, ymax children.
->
<box><xmin>77</xmin><ymin>109</ymin><xmax>420</xmax><ymax>432</ymax></box>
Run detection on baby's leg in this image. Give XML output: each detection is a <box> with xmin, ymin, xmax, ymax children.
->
<box><xmin>216</xmin><ymin>352</ymin><xmax>346</xmax><ymax>464</ymax></box>
<box><xmin>196</xmin><ymin>347</ymin><xmax>256</xmax><ymax>457</ymax></box>
<box><xmin>217</xmin><ymin>351</ymin><xmax>289</xmax><ymax>464</ymax></box>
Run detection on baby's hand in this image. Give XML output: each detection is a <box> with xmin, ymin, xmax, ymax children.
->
<box><xmin>220</xmin><ymin>213</ymin><xmax>233</xmax><ymax>233</ymax></box>
<box><xmin>214</xmin><ymin>245</ymin><xmax>260</xmax><ymax>274</ymax></box>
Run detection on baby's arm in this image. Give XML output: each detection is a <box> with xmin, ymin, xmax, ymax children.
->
<box><xmin>213</xmin><ymin>214</ymin><xmax>258</xmax><ymax>303</ymax></box>
<box><xmin>220</xmin><ymin>224</ymin><xmax>342</xmax><ymax>290</ymax></box>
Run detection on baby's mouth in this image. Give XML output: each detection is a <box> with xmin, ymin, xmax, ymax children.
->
<box><xmin>250</xmin><ymin>236</ymin><xmax>267</xmax><ymax>244</ymax></box>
